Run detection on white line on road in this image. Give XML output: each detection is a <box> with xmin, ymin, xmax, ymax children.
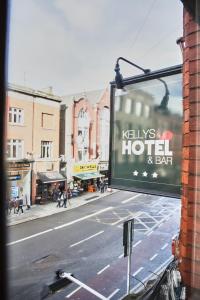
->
<box><xmin>122</xmin><ymin>194</ymin><xmax>141</xmax><ymax>204</ymax></box>
<box><xmin>150</xmin><ymin>253</ymin><xmax>158</xmax><ymax>261</ymax></box>
<box><xmin>133</xmin><ymin>240</ymin><xmax>142</xmax><ymax>248</ymax></box>
<box><xmin>161</xmin><ymin>243</ymin><xmax>169</xmax><ymax>250</ymax></box>
<box><xmin>172</xmin><ymin>234</ymin><xmax>178</xmax><ymax>239</ymax></box>
<box><xmin>118</xmin><ymin>253</ymin><xmax>124</xmax><ymax>259</ymax></box>
<box><xmin>97</xmin><ymin>264</ymin><xmax>110</xmax><ymax>275</ymax></box>
<box><xmin>8</xmin><ymin>207</ymin><xmax>113</xmax><ymax>246</ymax></box>
<box><xmin>6</xmin><ymin>229</ymin><xmax>53</xmax><ymax>246</ymax></box>
<box><xmin>70</xmin><ymin>231</ymin><xmax>104</xmax><ymax>248</ymax></box>
<box><xmin>147</xmin><ymin>230</ymin><xmax>154</xmax><ymax>236</ymax></box>
<box><xmin>54</xmin><ymin>207</ymin><xmax>113</xmax><ymax>229</ymax></box>
<box><xmin>132</xmin><ymin>267</ymin><xmax>144</xmax><ymax>277</ymax></box>
<box><xmin>107</xmin><ymin>288</ymin><xmax>120</xmax><ymax>299</ymax></box>
<box><xmin>65</xmin><ymin>286</ymin><xmax>81</xmax><ymax>298</ymax></box>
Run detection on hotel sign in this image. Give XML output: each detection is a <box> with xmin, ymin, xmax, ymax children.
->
<box><xmin>109</xmin><ymin>65</ymin><xmax>182</xmax><ymax>197</ymax></box>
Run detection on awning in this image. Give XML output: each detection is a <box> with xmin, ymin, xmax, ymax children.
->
<box><xmin>37</xmin><ymin>171</ymin><xmax>66</xmax><ymax>184</ymax></box>
<box><xmin>73</xmin><ymin>172</ymin><xmax>105</xmax><ymax>180</ymax></box>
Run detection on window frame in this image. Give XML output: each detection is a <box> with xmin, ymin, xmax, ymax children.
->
<box><xmin>8</xmin><ymin>107</ymin><xmax>24</xmax><ymax>125</ymax></box>
<box><xmin>41</xmin><ymin>141</ymin><xmax>53</xmax><ymax>158</ymax></box>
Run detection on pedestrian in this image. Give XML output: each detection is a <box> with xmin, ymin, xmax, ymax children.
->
<box><xmin>25</xmin><ymin>193</ymin><xmax>31</xmax><ymax>210</ymax></box>
<box><xmin>17</xmin><ymin>195</ymin><xmax>24</xmax><ymax>214</ymax></box>
<box><xmin>61</xmin><ymin>189</ymin><xmax>68</xmax><ymax>208</ymax></box>
<box><xmin>100</xmin><ymin>180</ymin><xmax>105</xmax><ymax>193</ymax></box>
<box><xmin>5</xmin><ymin>198</ymin><xmax>10</xmax><ymax>215</ymax></box>
<box><xmin>56</xmin><ymin>191</ymin><xmax>62</xmax><ymax>208</ymax></box>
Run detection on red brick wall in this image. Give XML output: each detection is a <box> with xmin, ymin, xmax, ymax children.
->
<box><xmin>179</xmin><ymin>6</ymin><xmax>200</xmax><ymax>296</ymax></box>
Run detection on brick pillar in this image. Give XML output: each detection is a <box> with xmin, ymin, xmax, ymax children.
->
<box><xmin>179</xmin><ymin>5</ymin><xmax>200</xmax><ymax>299</ymax></box>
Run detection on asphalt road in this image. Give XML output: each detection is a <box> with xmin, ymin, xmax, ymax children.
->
<box><xmin>7</xmin><ymin>190</ymin><xmax>181</xmax><ymax>300</ymax></box>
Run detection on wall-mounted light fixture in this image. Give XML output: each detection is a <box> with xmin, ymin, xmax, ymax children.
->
<box><xmin>114</xmin><ymin>56</ymin><xmax>151</xmax><ymax>90</ymax></box>
<box><xmin>176</xmin><ymin>37</ymin><xmax>185</xmax><ymax>55</ymax></box>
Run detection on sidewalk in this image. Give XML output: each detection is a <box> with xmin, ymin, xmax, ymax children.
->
<box><xmin>7</xmin><ymin>189</ymin><xmax>118</xmax><ymax>227</ymax></box>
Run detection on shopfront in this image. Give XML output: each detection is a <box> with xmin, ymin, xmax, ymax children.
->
<box><xmin>7</xmin><ymin>160</ymin><xmax>32</xmax><ymax>205</ymax></box>
<box><xmin>36</xmin><ymin>171</ymin><xmax>66</xmax><ymax>204</ymax></box>
<box><xmin>72</xmin><ymin>162</ymin><xmax>104</xmax><ymax>192</ymax></box>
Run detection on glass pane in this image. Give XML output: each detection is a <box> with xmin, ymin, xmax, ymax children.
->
<box><xmin>9</xmin><ymin>113</ymin><xmax>12</xmax><ymax>122</ymax></box>
<box><xmin>13</xmin><ymin>145</ymin><xmax>16</xmax><ymax>158</ymax></box>
<box><xmin>111</xmin><ymin>72</ymin><xmax>182</xmax><ymax>197</ymax></box>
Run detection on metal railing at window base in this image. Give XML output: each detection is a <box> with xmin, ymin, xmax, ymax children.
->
<box><xmin>129</xmin><ymin>259</ymin><xmax>186</xmax><ymax>300</ymax></box>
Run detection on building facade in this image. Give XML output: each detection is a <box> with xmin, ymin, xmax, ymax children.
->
<box><xmin>60</xmin><ymin>88</ymin><xmax>110</xmax><ymax>185</ymax></box>
<box><xmin>6</xmin><ymin>84</ymin><xmax>65</xmax><ymax>204</ymax></box>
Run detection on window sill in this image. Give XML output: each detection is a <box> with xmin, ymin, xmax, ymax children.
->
<box><xmin>8</xmin><ymin>123</ymin><xmax>25</xmax><ymax>127</ymax></box>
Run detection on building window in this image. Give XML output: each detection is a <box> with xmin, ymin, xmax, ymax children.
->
<box><xmin>42</xmin><ymin>113</ymin><xmax>54</xmax><ymax>129</ymax></box>
<box><xmin>7</xmin><ymin>139</ymin><xmax>24</xmax><ymax>159</ymax></box>
<box><xmin>144</xmin><ymin>105</ymin><xmax>150</xmax><ymax>118</ymax></box>
<box><xmin>78</xmin><ymin>149</ymin><xmax>88</xmax><ymax>161</ymax></box>
<box><xmin>115</xmin><ymin>97</ymin><xmax>122</xmax><ymax>112</ymax></box>
<box><xmin>77</xmin><ymin>109</ymin><xmax>90</xmax><ymax>161</ymax></box>
<box><xmin>125</xmin><ymin>98</ymin><xmax>132</xmax><ymax>114</ymax></box>
<box><xmin>135</xmin><ymin>102</ymin><xmax>142</xmax><ymax>116</ymax></box>
<box><xmin>41</xmin><ymin>141</ymin><xmax>52</xmax><ymax>158</ymax></box>
<box><xmin>8</xmin><ymin>107</ymin><xmax>24</xmax><ymax>124</ymax></box>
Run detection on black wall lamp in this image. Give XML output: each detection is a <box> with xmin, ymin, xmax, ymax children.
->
<box><xmin>155</xmin><ymin>78</ymin><xmax>170</xmax><ymax>113</ymax></box>
<box><xmin>114</xmin><ymin>56</ymin><xmax>151</xmax><ymax>89</ymax></box>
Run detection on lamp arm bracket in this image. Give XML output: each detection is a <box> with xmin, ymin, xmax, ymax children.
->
<box><xmin>116</xmin><ymin>57</ymin><xmax>150</xmax><ymax>74</ymax></box>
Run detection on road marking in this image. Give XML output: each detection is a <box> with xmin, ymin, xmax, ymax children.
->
<box><xmin>122</xmin><ymin>194</ymin><xmax>141</xmax><ymax>204</ymax></box>
<box><xmin>132</xmin><ymin>267</ymin><xmax>144</xmax><ymax>277</ymax></box>
<box><xmin>172</xmin><ymin>234</ymin><xmax>178</xmax><ymax>239</ymax></box>
<box><xmin>111</xmin><ymin>210</ymin><xmax>141</xmax><ymax>226</ymax></box>
<box><xmin>150</xmin><ymin>253</ymin><xmax>158</xmax><ymax>261</ymax></box>
<box><xmin>107</xmin><ymin>288</ymin><xmax>120</xmax><ymax>299</ymax></box>
<box><xmin>161</xmin><ymin>243</ymin><xmax>169</xmax><ymax>250</ymax></box>
<box><xmin>118</xmin><ymin>253</ymin><xmax>124</xmax><ymax>259</ymax></box>
<box><xmin>147</xmin><ymin>231</ymin><xmax>154</xmax><ymax>236</ymax></box>
<box><xmin>54</xmin><ymin>207</ymin><xmax>113</xmax><ymax>229</ymax></box>
<box><xmin>133</xmin><ymin>240</ymin><xmax>142</xmax><ymax>248</ymax></box>
<box><xmin>70</xmin><ymin>231</ymin><xmax>104</xmax><ymax>248</ymax></box>
<box><xmin>8</xmin><ymin>207</ymin><xmax>113</xmax><ymax>246</ymax></box>
<box><xmin>6</xmin><ymin>229</ymin><xmax>53</xmax><ymax>246</ymax></box>
<box><xmin>97</xmin><ymin>264</ymin><xmax>110</xmax><ymax>275</ymax></box>
<box><xmin>65</xmin><ymin>286</ymin><xmax>81</xmax><ymax>298</ymax></box>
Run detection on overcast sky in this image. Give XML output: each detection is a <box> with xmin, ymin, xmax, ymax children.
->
<box><xmin>8</xmin><ymin>0</ymin><xmax>183</xmax><ymax>96</ymax></box>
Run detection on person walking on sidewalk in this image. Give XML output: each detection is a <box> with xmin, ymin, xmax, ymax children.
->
<box><xmin>56</xmin><ymin>191</ymin><xmax>62</xmax><ymax>208</ymax></box>
<box><xmin>17</xmin><ymin>195</ymin><xmax>24</xmax><ymax>214</ymax></box>
<box><xmin>100</xmin><ymin>180</ymin><xmax>105</xmax><ymax>193</ymax></box>
<box><xmin>61</xmin><ymin>189</ymin><xmax>68</xmax><ymax>208</ymax></box>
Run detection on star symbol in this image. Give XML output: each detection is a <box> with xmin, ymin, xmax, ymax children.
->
<box><xmin>133</xmin><ymin>170</ymin><xmax>138</xmax><ymax>176</ymax></box>
<box><xmin>142</xmin><ymin>171</ymin><xmax>148</xmax><ymax>177</ymax></box>
<box><xmin>152</xmin><ymin>172</ymin><xmax>158</xmax><ymax>178</ymax></box>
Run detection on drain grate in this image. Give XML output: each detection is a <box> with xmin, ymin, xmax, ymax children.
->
<box><xmin>85</xmin><ymin>195</ymin><xmax>99</xmax><ymax>201</ymax></box>
<box><xmin>33</xmin><ymin>254</ymin><xmax>59</xmax><ymax>267</ymax></box>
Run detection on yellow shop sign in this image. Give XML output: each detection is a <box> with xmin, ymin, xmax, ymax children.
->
<box><xmin>73</xmin><ymin>163</ymin><xmax>97</xmax><ymax>173</ymax></box>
